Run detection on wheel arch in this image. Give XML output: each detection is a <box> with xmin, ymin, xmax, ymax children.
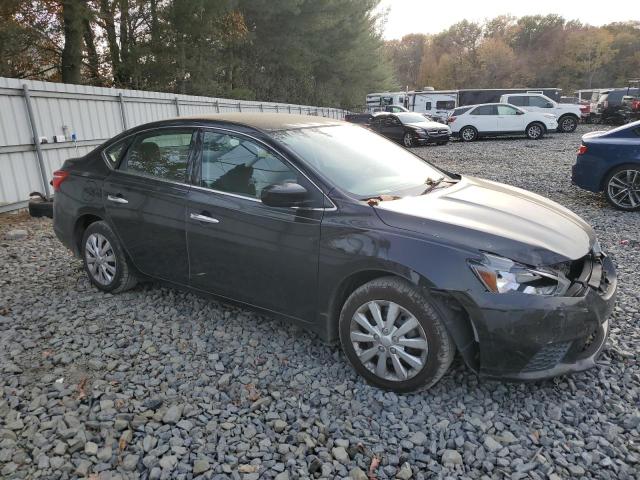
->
<box><xmin>73</xmin><ymin>212</ymin><xmax>105</xmax><ymax>256</ymax></box>
<box><xmin>325</xmin><ymin>268</ymin><xmax>479</xmax><ymax>371</ymax></box>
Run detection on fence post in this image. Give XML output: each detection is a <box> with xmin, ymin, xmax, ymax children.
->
<box><xmin>299</xmin><ymin>106</ymin><xmax>303</xmax><ymax>114</ymax></box>
<box><xmin>174</xmin><ymin>97</ymin><xmax>181</xmax><ymax>116</ymax></box>
<box><xmin>288</xmin><ymin>105</ymin><xmax>291</xmax><ymax>113</ymax></box>
<box><xmin>259</xmin><ymin>104</ymin><xmax>264</xmax><ymax>112</ymax></box>
<box><xmin>237</xmin><ymin>102</ymin><xmax>242</xmax><ymax>112</ymax></box>
<box><xmin>118</xmin><ymin>93</ymin><xmax>128</xmax><ymax>130</ymax></box>
<box><xmin>22</xmin><ymin>85</ymin><xmax>51</xmax><ymax>199</ymax></box>
<box><xmin>275</xmin><ymin>105</ymin><xmax>279</xmax><ymax>113</ymax></box>
<box><xmin>215</xmin><ymin>101</ymin><xmax>220</xmax><ymax>113</ymax></box>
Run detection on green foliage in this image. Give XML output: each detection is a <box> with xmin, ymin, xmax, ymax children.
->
<box><xmin>386</xmin><ymin>16</ymin><xmax>640</xmax><ymax>92</ymax></box>
<box><xmin>0</xmin><ymin>0</ymin><xmax>393</xmax><ymax>108</ymax></box>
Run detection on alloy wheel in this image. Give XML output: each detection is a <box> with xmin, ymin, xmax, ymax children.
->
<box><xmin>403</xmin><ymin>133</ymin><xmax>413</xmax><ymax>147</ymax></box>
<box><xmin>85</xmin><ymin>233</ymin><xmax>117</xmax><ymax>285</ymax></box>
<box><xmin>461</xmin><ymin>128</ymin><xmax>475</xmax><ymax>141</ymax></box>
<box><xmin>561</xmin><ymin>117</ymin><xmax>576</xmax><ymax>132</ymax></box>
<box><xmin>349</xmin><ymin>300</ymin><xmax>429</xmax><ymax>382</ymax></box>
<box><xmin>528</xmin><ymin>124</ymin><xmax>542</xmax><ymax>139</ymax></box>
<box><xmin>607</xmin><ymin>169</ymin><xmax>640</xmax><ymax>209</ymax></box>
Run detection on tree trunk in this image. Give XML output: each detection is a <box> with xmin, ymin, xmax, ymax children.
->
<box><xmin>83</xmin><ymin>15</ymin><xmax>101</xmax><ymax>85</ymax></box>
<box><xmin>98</xmin><ymin>0</ymin><xmax>121</xmax><ymax>84</ymax></box>
<box><xmin>61</xmin><ymin>0</ymin><xmax>83</xmax><ymax>84</ymax></box>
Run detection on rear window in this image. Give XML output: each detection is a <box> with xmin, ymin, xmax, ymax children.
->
<box><xmin>436</xmin><ymin>100</ymin><xmax>455</xmax><ymax>110</ymax></box>
<box><xmin>103</xmin><ymin>139</ymin><xmax>130</xmax><ymax>168</ymax></box>
<box><xmin>452</xmin><ymin>107</ymin><xmax>472</xmax><ymax>116</ymax></box>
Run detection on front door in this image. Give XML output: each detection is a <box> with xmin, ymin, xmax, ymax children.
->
<box><xmin>103</xmin><ymin>128</ymin><xmax>196</xmax><ymax>284</ymax></box>
<box><xmin>380</xmin><ymin>116</ymin><xmax>404</xmax><ymax>141</ymax></box>
<box><xmin>186</xmin><ymin>129</ymin><xmax>324</xmax><ymax>321</ymax></box>
<box><xmin>496</xmin><ymin>104</ymin><xmax>527</xmax><ymax>133</ymax></box>
<box><xmin>468</xmin><ymin>105</ymin><xmax>498</xmax><ymax>133</ymax></box>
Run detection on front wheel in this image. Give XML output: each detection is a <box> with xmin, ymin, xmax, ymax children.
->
<box><xmin>82</xmin><ymin>221</ymin><xmax>137</xmax><ymax>293</ymax></box>
<box><xmin>339</xmin><ymin>277</ymin><xmax>455</xmax><ymax>392</ymax></box>
<box><xmin>403</xmin><ymin>132</ymin><xmax>414</xmax><ymax>148</ymax></box>
<box><xmin>526</xmin><ymin>122</ymin><xmax>545</xmax><ymax>140</ymax></box>
<box><xmin>559</xmin><ymin>115</ymin><xmax>578</xmax><ymax>133</ymax></box>
<box><xmin>604</xmin><ymin>165</ymin><xmax>640</xmax><ymax>211</ymax></box>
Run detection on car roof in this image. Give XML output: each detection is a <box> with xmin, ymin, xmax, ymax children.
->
<box><xmin>501</xmin><ymin>92</ymin><xmax>545</xmax><ymax>96</ymax></box>
<box><xmin>175</xmin><ymin>113</ymin><xmax>344</xmax><ymax>131</ymax></box>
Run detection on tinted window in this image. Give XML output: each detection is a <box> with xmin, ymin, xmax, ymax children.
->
<box><xmin>471</xmin><ymin>105</ymin><xmax>497</xmax><ymax>115</ymax></box>
<box><xmin>200</xmin><ymin>131</ymin><xmax>297</xmax><ymax>199</ymax></box>
<box><xmin>395</xmin><ymin>113</ymin><xmax>427</xmax><ymax>123</ymax></box>
<box><xmin>497</xmin><ymin>105</ymin><xmax>519</xmax><ymax>115</ymax></box>
<box><xmin>425</xmin><ymin>102</ymin><xmax>432</xmax><ymax>110</ymax></box>
<box><xmin>385</xmin><ymin>117</ymin><xmax>401</xmax><ymax>126</ymax></box>
<box><xmin>104</xmin><ymin>139</ymin><xmax>129</xmax><ymax>168</ymax></box>
<box><xmin>436</xmin><ymin>100</ymin><xmax>456</xmax><ymax>110</ymax></box>
<box><xmin>452</xmin><ymin>107</ymin><xmax>472</xmax><ymax>116</ymax></box>
<box><xmin>508</xmin><ymin>96</ymin><xmax>527</xmax><ymax>106</ymax></box>
<box><xmin>529</xmin><ymin>96</ymin><xmax>553</xmax><ymax>108</ymax></box>
<box><xmin>121</xmin><ymin>129</ymin><xmax>195</xmax><ymax>181</ymax></box>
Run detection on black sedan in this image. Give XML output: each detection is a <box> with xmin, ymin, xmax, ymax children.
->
<box><xmin>369</xmin><ymin>112</ymin><xmax>451</xmax><ymax>147</ymax></box>
<box><xmin>53</xmin><ymin>113</ymin><xmax>616</xmax><ymax>392</ymax></box>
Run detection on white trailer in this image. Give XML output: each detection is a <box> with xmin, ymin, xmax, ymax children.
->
<box><xmin>407</xmin><ymin>90</ymin><xmax>458</xmax><ymax>119</ymax></box>
<box><xmin>365</xmin><ymin>92</ymin><xmax>408</xmax><ymax>113</ymax></box>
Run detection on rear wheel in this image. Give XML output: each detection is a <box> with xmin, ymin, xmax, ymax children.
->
<box><xmin>403</xmin><ymin>132</ymin><xmax>414</xmax><ymax>148</ymax></box>
<box><xmin>558</xmin><ymin>115</ymin><xmax>578</xmax><ymax>133</ymax></box>
<box><xmin>604</xmin><ymin>165</ymin><xmax>640</xmax><ymax>211</ymax></box>
<box><xmin>82</xmin><ymin>221</ymin><xmax>137</xmax><ymax>293</ymax></box>
<box><xmin>459</xmin><ymin>126</ymin><xmax>477</xmax><ymax>142</ymax></box>
<box><xmin>339</xmin><ymin>276</ymin><xmax>455</xmax><ymax>392</ymax></box>
<box><xmin>526</xmin><ymin>122</ymin><xmax>545</xmax><ymax>140</ymax></box>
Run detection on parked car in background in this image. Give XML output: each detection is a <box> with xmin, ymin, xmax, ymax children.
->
<box><xmin>448</xmin><ymin>103</ymin><xmax>558</xmax><ymax>141</ymax></box>
<box><xmin>370</xmin><ymin>112</ymin><xmax>450</xmax><ymax>147</ymax></box>
<box><xmin>499</xmin><ymin>93</ymin><xmax>581</xmax><ymax>133</ymax></box>
<box><xmin>52</xmin><ymin>113</ymin><xmax>617</xmax><ymax>392</ymax></box>
<box><xmin>373</xmin><ymin>105</ymin><xmax>409</xmax><ymax>113</ymax></box>
<box><xmin>344</xmin><ymin>112</ymin><xmax>373</xmax><ymax>125</ymax></box>
<box><xmin>572</xmin><ymin>120</ymin><xmax>640</xmax><ymax>211</ymax></box>
<box><xmin>594</xmin><ymin>89</ymin><xmax>640</xmax><ymax>124</ymax></box>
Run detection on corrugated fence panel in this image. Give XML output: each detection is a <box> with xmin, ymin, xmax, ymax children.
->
<box><xmin>0</xmin><ymin>76</ymin><xmax>345</xmax><ymax>210</ymax></box>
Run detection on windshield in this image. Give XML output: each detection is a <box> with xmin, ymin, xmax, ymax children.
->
<box><xmin>273</xmin><ymin>124</ymin><xmax>446</xmax><ymax>198</ymax></box>
<box><xmin>395</xmin><ymin>113</ymin><xmax>429</xmax><ymax>124</ymax></box>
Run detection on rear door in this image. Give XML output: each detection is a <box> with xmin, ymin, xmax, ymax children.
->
<box><xmin>186</xmin><ymin>128</ymin><xmax>325</xmax><ymax>321</ymax></box>
<box><xmin>496</xmin><ymin>104</ymin><xmax>526</xmax><ymax>133</ymax></box>
<box><xmin>103</xmin><ymin>127</ymin><xmax>196</xmax><ymax>284</ymax></box>
<box><xmin>380</xmin><ymin>115</ymin><xmax>404</xmax><ymax>140</ymax></box>
<box><xmin>468</xmin><ymin>105</ymin><xmax>498</xmax><ymax>133</ymax></box>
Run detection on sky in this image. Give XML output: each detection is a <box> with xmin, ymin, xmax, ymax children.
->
<box><xmin>376</xmin><ymin>0</ymin><xmax>635</xmax><ymax>39</ymax></box>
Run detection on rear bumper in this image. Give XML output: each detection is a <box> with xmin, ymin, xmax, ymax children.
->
<box><xmin>453</xmin><ymin>252</ymin><xmax>617</xmax><ymax>381</ymax></box>
<box><xmin>571</xmin><ymin>154</ymin><xmax>607</xmax><ymax>192</ymax></box>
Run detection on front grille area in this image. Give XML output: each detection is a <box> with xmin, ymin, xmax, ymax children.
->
<box><xmin>557</xmin><ymin>251</ymin><xmax>612</xmax><ymax>297</ymax></box>
<box><xmin>523</xmin><ymin>341</ymin><xmax>571</xmax><ymax>372</ymax></box>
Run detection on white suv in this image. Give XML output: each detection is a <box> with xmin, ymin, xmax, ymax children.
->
<box><xmin>448</xmin><ymin>103</ymin><xmax>558</xmax><ymax>142</ymax></box>
<box><xmin>499</xmin><ymin>93</ymin><xmax>581</xmax><ymax>133</ymax></box>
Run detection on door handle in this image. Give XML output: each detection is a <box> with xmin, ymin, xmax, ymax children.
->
<box><xmin>107</xmin><ymin>194</ymin><xmax>128</xmax><ymax>204</ymax></box>
<box><xmin>190</xmin><ymin>213</ymin><xmax>219</xmax><ymax>224</ymax></box>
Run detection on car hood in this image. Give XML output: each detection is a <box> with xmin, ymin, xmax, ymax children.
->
<box><xmin>374</xmin><ymin>176</ymin><xmax>595</xmax><ymax>266</ymax></box>
<box><xmin>405</xmin><ymin>121</ymin><xmax>449</xmax><ymax>130</ymax></box>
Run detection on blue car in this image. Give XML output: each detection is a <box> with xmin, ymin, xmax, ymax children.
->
<box><xmin>572</xmin><ymin>120</ymin><xmax>640</xmax><ymax>211</ymax></box>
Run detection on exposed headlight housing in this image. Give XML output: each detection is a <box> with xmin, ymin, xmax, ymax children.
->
<box><xmin>468</xmin><ymin>253</ymin><xmax>570</xmax><ymax>296</ymax></box>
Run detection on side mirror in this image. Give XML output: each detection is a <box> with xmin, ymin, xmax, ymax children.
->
<box><xmin>261</xmin><ymin>182</ymin><xmax>308</xmax><ymax>208</ymax></box>
<box><xmin>516</xmin><ymin>110</ymin><xmax>524</xmax><ymax>115</ymax></box>
<box><xmin>545</xmin><ymin>102</ymin><xmax>554</xmax><ymax>108</ymax></box>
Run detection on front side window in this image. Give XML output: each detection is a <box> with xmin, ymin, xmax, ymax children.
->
<box><xmin>273</xmin><ymin>124</ymin><xmax>446</xmax><ymax>198</ymax></box>
<box><xmin>104</xmin><ymin>139</ymin><xmax>130</xmax><ymax>168</ymax></box>
<box><xmin>497</xmin><ymin>105</ymin><xmax>519</xmax><ymax>115</ymax></box>
<box><xmin>471</xmin><ymin>105</ymin><xmax>497</xmax><ymax>115</ymax></box>
<box><xmin>121</xmin><ymin>129</ymin><xmax>195</xmax><ymax>182</ymax></box>
<box><xmin>200</xmin><ymin>130</ymin><xmax>298</xmax><ymax>199</ymax></box>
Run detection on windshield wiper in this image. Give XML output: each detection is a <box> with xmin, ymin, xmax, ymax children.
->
<box><xmin>421</xmin><ymin>176</ymin><xmax>456</xmax><ymax>195</ymax></box>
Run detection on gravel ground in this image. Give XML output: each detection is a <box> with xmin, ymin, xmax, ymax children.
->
<box><xmin>1</xmin><ymin>124</ymin><xmax>639</xmax><ymax>480</ymax></box>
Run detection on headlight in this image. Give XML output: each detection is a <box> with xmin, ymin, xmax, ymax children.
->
<box><xmin>468</xmin><ymin>253</ymin><xmax>570</xmax><ymax>296</ymax></box>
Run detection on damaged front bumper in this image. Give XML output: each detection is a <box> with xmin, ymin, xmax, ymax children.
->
<box><xmin>454</xmin><ymin>251</ymin><xmax>617</xmax><ymax>381</ymax></box>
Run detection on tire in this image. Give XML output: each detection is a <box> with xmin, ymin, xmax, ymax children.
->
<box><xmin>28</xmin><ymin>198</ymin><xmax>53</xmax><ymax>218</ymax></box>
<box><xmin>603</xmin><ymin>165</ymin><xmax>640</xmax><ymax>211</ymax></box>
<box><xmin>81</xmin><ymin>221</ymin><xmax>137</xmax><ymax>293</ymax></box>
<box><xmin>526</xmin><ymin>122</ymin><xmax>545</xmax><ymax>140</ymax></box>
<box><xmin>558</xmin><ymin>115</ymin><xmax>578</xmax><ymax>133</ymax></box>
<box><xmin>338</xmin><ymin>276</ymin><xmax>456</xmax><ymax>392</ymax></box>
<box><xmin>402</xmin><ymin>132</ymin><xmax>414</xmax><ymax>148</ymax></box>
<box><xmin>459</xmin><ymin>126</ymin><xmax>477</xmax><ymax>142</ymax></box>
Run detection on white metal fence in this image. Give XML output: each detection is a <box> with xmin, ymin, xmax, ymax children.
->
<box><xmin>0</xmin><ymin>77</ymin><xmax>346</xmax><ymax>212</ymax></box>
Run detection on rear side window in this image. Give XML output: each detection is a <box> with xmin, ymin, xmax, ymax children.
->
<box><xmin>529</xmin><ymin>96</ymin><xmax>552</xmax><ymax>108</ymax></box>
<box><xmin>120</xmin><ymin>129</ymin><xmax>196</xmax><ymax>182</ymax></box>
<box><xmin>436</xmin><ymin>100</ymin><xmax>455</xmax><ymax>110</ymax></box>
<box><xmin>508</xmin><ymin>96</ymin><xmax>527</xmax><ymax>106</ymax></box>
<box><xmin>200</xmin><ymin>130</ymin><xmax>298</xmax><ymax>199</ymax></box>
<box><xmin>103</xmin><ymin>139</ymin><xmax>130</xmax><ymax>168</ymax></box>
<box><xmin>452</xmin><ymin>107</ymin><xmax>472</xmax><ymax>116</ymax></box>
<box><xmin>471</xmin><ymin>105</ymin><xmax>497</xmax><ymax>115</ymax></box>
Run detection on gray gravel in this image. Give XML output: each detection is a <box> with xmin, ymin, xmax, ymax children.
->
<box><xmin>1</xmin><ymin>124</ymin><xmax>639</xmax><ymax>479</ymax></box>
